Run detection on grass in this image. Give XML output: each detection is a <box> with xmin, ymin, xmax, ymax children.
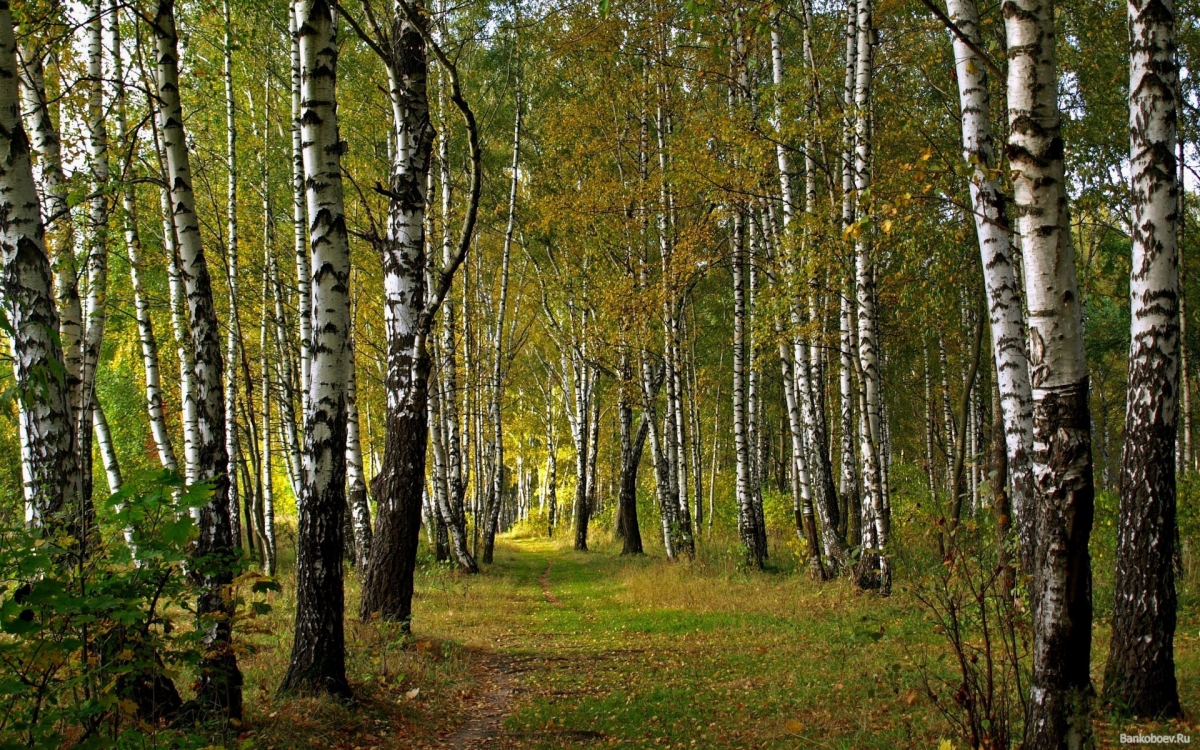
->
<box><xmin>221</xmin><ymin>519</ymin><xmax>1199</xmax><ymax>750</ymax></box>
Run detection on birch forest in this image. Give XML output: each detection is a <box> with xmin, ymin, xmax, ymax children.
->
<box><xmin>2</xmin><ymin>0</ymin><xmax>1199</xmax><ymax>746</ymax></box>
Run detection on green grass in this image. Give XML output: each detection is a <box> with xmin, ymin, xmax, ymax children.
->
<box><xmin>230</xmin><ymin>525</ymin><xmax>1199</xmax><ymax>750</ymax></box>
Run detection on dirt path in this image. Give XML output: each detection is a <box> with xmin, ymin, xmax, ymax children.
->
<box><xmin>438</xmin><ymin>557</ymin><xmax>563</xmax><ymax>747</ymax></box>
<box><xmin>539</xmin><ymin>560</ymin><xmax>561</xmax><ymax>606</ymax></box>
<box><xmin>441</xmin><ymin>653</ymin><xmax>520</xmax><ymax>749</ymax></box>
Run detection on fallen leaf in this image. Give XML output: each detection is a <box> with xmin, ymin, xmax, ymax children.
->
<box><xmin>406</xmin><ymin>688</ymin><xmax>420</xmax><ymax>700</ymax></box>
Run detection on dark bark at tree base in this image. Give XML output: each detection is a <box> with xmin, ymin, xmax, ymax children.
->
<box><xmin>1024</xmin><ymin>379</ymin><xmax>1095</xmax><ymax>750</ymax></box>
<box><xmin>796</xmin><ymin>508</ymin><xmax>826</xmax><ymax>581</ymax></box>
<box><xmin>618</xmin><ymin>409</ymin><xmax>650</xmax><ymax>556</ymax></box>
<box><xmin>360</xmin><ymin>395</ymin><xmax>429</xmax><ymax>628</ymax></box>
<box><xmin>280</xmin><ymin>438</ymin><xmax>351</xmax><ymax>699</ymax></box>
<box><xmin>1104</xmin><ymin>389</ymin><xmax>1181</xmax><ymax>718</ymax></box>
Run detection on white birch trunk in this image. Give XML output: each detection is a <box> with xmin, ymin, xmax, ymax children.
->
<box><xmin>947</xmin><ymin>0</ymin><xmax>1036</xmax><ymax>559</ymax></box>
<box><xmin>154</xmin><ymin>0</ymin><xmax>242</xmax><ymax>715</ymax></box>
<box><xmin>290</xmin><ymin>0</ymin><xmax>312</xmax><ymax>423</ymax></box>
<box><xmin>2</xmin><ymin>5</ymin><xmax>79</xmax><ymax>524</ymax></box>
<box><xmin>853</xmin><ymin>0</ymin><xmax>889</xmax><ymax>593</ymax></box>
<box><xmin>1004</xmin><ymin>0</ymin><xmax>1096</xmax><ymax>744</ymax></box>
<box><xmin>222</xmin><ymin>0</ymin><xmax>243</xmax><ymax>551</ymax></box>
<box><xmin>108</xmin><ymin>2</ymin><xmax>177</xmax><ymax>473</ymax></box>
<box><xmin>281</xmin><ymin>0</ymin><xmax>353</xmax><ymax>696</ymax></box>
<box><xmin>17</xmin><ymin>44</ymin><xmax>82</xmax><ymax>429</ymax></box>
<box><xmin>78</xmin><ymin>0</ymin><xmax>111</xmax><ymax>516</ymax></box>
<box><xmin>1104</xmin><ymin>0</ymin><xmax>1182</xmax><ymax>718</ymax></box>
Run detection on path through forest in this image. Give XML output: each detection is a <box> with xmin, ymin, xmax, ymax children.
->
<box><xmin>247</xmin><ymin>538</ymin><xmax>1198</xmax><ymax>750</ymax></box>
<box><xmin>397</xmin><ymin>538</ymin><xmax>1200</xmax><ymax>750</ymax></box>
<box><xmin>408</xmin><ymin>539</ymin><xmax>975</xmax><ymax>749</ymax></box>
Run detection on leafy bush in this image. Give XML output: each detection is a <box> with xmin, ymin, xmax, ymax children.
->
<box><xmin>0</xmin><ymin>474</ymin><xmax>213</xmax><ymax>748</ymax></box>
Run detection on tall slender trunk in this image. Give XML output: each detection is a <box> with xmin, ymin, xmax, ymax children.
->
<box><xmin>154</xmin><ymin>0</ymin><xmax>242</xmax><ymax>718</ymax></box>
<box><xmin>838</xmin><ymin>0</ymin><xmax>859</xmax><ymax>548</ymax></box>
<box><xmin>429</xmin><ymin>341</ymin><xmax>477</xmax><ymax>571</ymax></box>
<box><xmin>346</xmin><ymin>309</ymin><xmax>372</xmax><ymax>572</ymax></box>
<box><xmin>78</xmin><ymin>0</ymin><xmax>111</xmax><ymax>526</ymax></box>
<box><xmin>1104</xmin><ymin>0</ymin><xmax>1182</xmax><ymax>718</ymax></box>
<box><xmin>483</xmin><ymin>64</ymin><xmax>521</xmax><ymax>562</ymax></box>
<box><xmin>946</xmin><ymin>0</ymin><xmax>1035</xmax><ymax>572</ymax></box>
<box><xmin>106</xmin><ymin>9</ymin><xmax>178</xmax><ymax>474</ymax></box>
<box><xmin>1004</xmin><ymin>1</ymin><xmax>1096</xmax><ymax>745</ymax></box>
<box><xmin>686</xmin><ymin>318</ymin><xmax>704</xmax><ymax>529</ymax></box>
<box><xmin>852</xmin><ymin>0</ymin><xmax>889</xmax><ymax>593</ymax></box>
<box><xmin>222</xmin><ymin>0</ymin><xmax>243</xmax><ymax>550</ymax></box>
<box><xmin>924</xmin><ymin>338</ymin><xmax>937</xmax><ymax>498</ymax></box>
<box><xmin>782</xmin><ymin>342</ymin><xmax>826</xmax><ymax>578</ymax></box>
<box><xmin>260</xmin><ymin>259</ymin><xmax>277</xmax><ymax>575</ymax></box>
<box><xmin>290</xmin><ymin>0</ymin><xmax>312</xmax><ymax>423</ymax></box>
<box><xmin>732</xmin><ymin>208</ymin><xmax>763</xmax><ymax>568</ymax></box>
<box><xmin>540</xmin><ymin>392</ymin><xmax>556</xmax><ymax>535</ymax></box>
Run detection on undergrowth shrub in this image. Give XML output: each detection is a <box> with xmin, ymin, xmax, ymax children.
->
<box><xmin>0</xmin><ymin>473</ymin><xmax>275</xmax><ymax>749</ymax></box>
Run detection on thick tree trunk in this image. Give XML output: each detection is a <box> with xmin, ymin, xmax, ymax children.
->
<box><xmin>1004</xmin><ymin>1</ymin><xmax>1096</xmax><ymax>745</ymax></box>
<box><xmin>1104</xmin><ymin>0</ymin><xmax>1182</xmax><ymax>718</ymax></box>
<box><xmin>17</xmin><ymin>43</ymin><xmax>82</xmax><ymax>450</ymax></box>
<box><xmin>280</xmin><ymin>0</ymin><xmax>353</xmax><ymax>698</ymax></box>
<box><xmin>154</xmin><ymin>0</ymin><xmax>242</xmax><ymax>719</ymax></box>
<box><xmin>3</xmin><ymin>8</ymin><xmax>78</xmax><ymax>529</ymax></box>
<box><xmin>617</xmin><ymin>367</ymin><xmax>648</xmax><ymax>555</ymax></box>
<box><xmin>359</xmin><ymin>2</ymin><xmax>437</xmax><ymax>624</ymax></box>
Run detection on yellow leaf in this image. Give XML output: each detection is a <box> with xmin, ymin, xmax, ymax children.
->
<box><xmin>939</xmin><ymin>740</ymin><xmax>955</xmax><ymax>750</ymax></box>
<box><xmin>920</xmin><ymin>147</ymin><xmax>933</xmax><ymax>161</ymax></box>
<box><xmin>882</xmin><ymin>220</ymin><xmax>894</xmax><ymax>234</ymax></box>
<box><xmin>785</xmin><ymin>720</ymin><xmax>804</xmax><ymax>734</ymax></box>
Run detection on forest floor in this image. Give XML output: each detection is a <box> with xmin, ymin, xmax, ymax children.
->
<box><xmin>238</xmin><ymin>533</ymin><xmax>1200</xmax><ymax>750</ymax></box>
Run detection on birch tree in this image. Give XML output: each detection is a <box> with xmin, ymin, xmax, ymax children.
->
<box><xmin>358</xmin><ymin>0</ymin><xmax>481</xmax><ymax>622</ymax></box>
<box><xmin>943</xmin><ymin>0</ymin><xmax>1035</xmax><ymax>573</ymax></box>
<box><xmin>1004</xmin><ymin>0</ymin><xmax>1097</xmax><ymax>745</ymax></box>
<box><xmin>1</xmin><ymin>1</ymin><xmax>79</xmax><ymax>528</ymax></box>
<box><xmin>1104</xmin><ymin>0</ymin><xmax>1182</xmax><ymax>718</ymax></box>
<box><xmin>153</xmin><ymin>0</ymin><xmax>242</xmax><ymax>717</ymax></box>
<box><xmin>280</xmin><ymin>0</ymin><xmax>353</xmax><ymax>697</ymax></box>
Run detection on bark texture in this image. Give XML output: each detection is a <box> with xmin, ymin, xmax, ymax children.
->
<box><xmin>1104</xmin><ymin>0</ymin><xmax>1181</xmax><ymax>718</ymax></box>
<box><xmin>1004</xmin><ymin>0</ymin><xmax>1096</xmax><ymax>745</ymax></box>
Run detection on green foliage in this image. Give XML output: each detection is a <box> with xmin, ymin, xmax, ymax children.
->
<box><xmin>0</xmin><ymin>474</ymin><xmax>223</xmax><ymax>748</ymax></box>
